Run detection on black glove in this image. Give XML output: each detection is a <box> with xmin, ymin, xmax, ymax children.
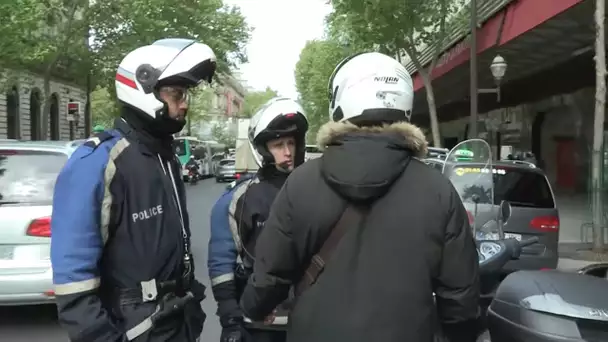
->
<box><xmin>220</xmin><ymin>316</ymin><xmax>251</xmax><ymax>342</ymax></box>
<box><xmin>189</xmin><ymin>279</ymin><xmax>207</xmax><ymax>302</ymax></box>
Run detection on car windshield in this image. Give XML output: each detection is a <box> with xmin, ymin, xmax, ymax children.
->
<box><xmin>219</xmin><ymin>159</ymin><xmax>235</xmax><ymax>166</ymax></box>
<box><xmin>448</xmin><ymin>165</ymin><xmax>555</xmax><ymax>208</ymax></box>
<box><xmin>173</xmin><ymin>140</ymin><xmax>187</xmax><ymax>156</ymax></box>
<box><xmin>0</xmin><ymin>149</ymin><xmax>67</xmax><ymax>204</ymax></box>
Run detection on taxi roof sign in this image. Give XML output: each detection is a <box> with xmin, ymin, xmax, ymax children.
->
<box><xmin>454</xmin><ymin>149</ymin><xmax>474</xmax><ymax>157</ymax></box>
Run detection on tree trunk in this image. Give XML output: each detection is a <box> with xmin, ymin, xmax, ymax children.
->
<box><xmin>592</xmin><ymin>0</ymin><xmax>606</xmax><ymax>251</ymax></box>
<box><xmin>419</xmin><ymin>69</ymin><xmax>442</xmax><ymax>147</ymax></box>
<box><xmin>39</xmin><ymin>2</ymin><xmax>81</xmax><ymax>139</ymax></box>
<box><xmin>41</xmin><ymin>69</ymin><xmax>53</xmax><ymax>140</ymax></box>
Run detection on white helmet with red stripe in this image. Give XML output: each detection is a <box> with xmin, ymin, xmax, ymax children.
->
<box><xmin>115</xmin><ymin>38</ymin><xmax>217</xmax><ymax>118</ymax></box>
<box><xmin>248</xmin><ymin>97</ymin><xmax>309</xmax><ymax>168</ymax></box>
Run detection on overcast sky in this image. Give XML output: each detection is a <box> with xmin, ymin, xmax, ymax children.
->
<box><xmin>224</xmin><ymin>0</ymin><xmax>332</xmax><ymax>98</ymax></box>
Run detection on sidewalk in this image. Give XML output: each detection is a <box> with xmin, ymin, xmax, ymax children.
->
<box><xmin>556</xmin><ymin>194</ymin><xmax>594</xmax><ymax>244</ymax></box>
<box><xmin>553</xmin><ymin>194</ymin><xmax>608</xmax><ymax>268</ymax></box>
<box><xmin>557</xmin><ymin>257</ymin><xmax>594</xmax><ymax>272</ymax></box>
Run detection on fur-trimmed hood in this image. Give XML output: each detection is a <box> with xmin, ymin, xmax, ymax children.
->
<box><xmin>316</xmin><ymin>121</ymin><xmax>428</xmax><ymax>158</ymax></box>
<box><xmin>315</xmin><ymin>121</ymin><xmax>429</xmax><ymax>202</ymax></box>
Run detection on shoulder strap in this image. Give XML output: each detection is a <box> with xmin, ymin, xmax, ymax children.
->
<box><xmin>295</xmin><ymin>204</ymin><xmax>368</xmax><ymax>297</ymax></box>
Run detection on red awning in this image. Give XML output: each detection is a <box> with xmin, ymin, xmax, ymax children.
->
<box><xmin>411</xmin><ymin>0</ymin><xmax>584</xmax><ymax>92</ymax></box>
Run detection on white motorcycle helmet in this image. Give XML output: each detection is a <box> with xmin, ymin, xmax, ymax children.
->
<box><xmin>248</xmin><ymin>97</ymin><xmax>309</xmax><ymax>169</ymax></box>
<box><xmin>328</xmin><ymin>52</ymin><xmax>414</xmax><ymax>125</ymax></box>
<box><xmin>115</xmin><ymin>38</ymin><xmax>217</xmax><ymax>133</ymax></box>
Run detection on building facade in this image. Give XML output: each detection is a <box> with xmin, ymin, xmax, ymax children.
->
<box><xmin>0</xmin><ymin>70</ymin><xmax>87</xmax><ymax>140</ymax></box>
<box><xmin>190</xmin><ymin>72</ymin><xmax>248</xmax><ymax>139</ymax></box>
<box><xmin>215</xmin><ymin>72</ymin><xmax>247</xmax><ymax>118</ymax></box>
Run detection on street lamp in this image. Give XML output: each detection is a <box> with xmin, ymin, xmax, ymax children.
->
<box><xmin>478</xmin><ymin>55</ymin><xmax>508</xmax><ymax>102</ymax></box>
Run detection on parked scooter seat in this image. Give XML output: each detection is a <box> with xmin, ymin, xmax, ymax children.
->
<box><xmin>488</xmin><ymin>270</ymin><xmax>608</xmax><ymax>342</ymax></box>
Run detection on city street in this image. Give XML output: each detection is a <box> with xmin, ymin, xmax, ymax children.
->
<box><xmin>0</xmin><ymin>179</ymin><xmax>227</xmax><ymax>342</ymax></box>
<box><xmin>0</xmin><ymin>179</ymin><xmax>594</xmax><ymax>341</ymax></box>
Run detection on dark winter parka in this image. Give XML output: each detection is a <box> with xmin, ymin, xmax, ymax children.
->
<box><xmin>239</xmin><ymin>120</ymin><xmax>481</xmax><ymax>342</ymax></box>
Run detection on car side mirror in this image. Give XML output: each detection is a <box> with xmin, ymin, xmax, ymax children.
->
<box><xmin>499</xmin><ymin>200</ymin><xmax>512</xmax><ymax>224</ymax></box>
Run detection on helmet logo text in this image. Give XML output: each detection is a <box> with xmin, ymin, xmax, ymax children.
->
<box><xmin>374</xmin><ymin>76</ymin><xmax>399</xmax><ymax>84</ymax></box>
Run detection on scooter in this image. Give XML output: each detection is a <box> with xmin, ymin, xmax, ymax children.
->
<box><xmin>477</xmin><ymin>200</ymin><xmax>608</xmax><ymax>342</ymax></box>
<box><xmin>186</xmin><ymin>165</ymin><xmax>200</xmax><ymax>185</ymax></box>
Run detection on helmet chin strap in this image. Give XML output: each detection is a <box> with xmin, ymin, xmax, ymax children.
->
<box><xmin>274</xmin><ymin>162</ymin><xmax>292</xmax><ymax>173</ymax></box>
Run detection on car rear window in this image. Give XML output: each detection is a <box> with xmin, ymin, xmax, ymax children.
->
<box><xmin>448</xmin><ymin>166</ymin><xmax>555</xmax><ymax>208</ymax></box>
<box><xmin>0</xmin><ymin>150</ymin><xmax>67</xmax><ymax>204</ymax></box>
<box><xmin>219</xmin><ymin>160</ymin><xmax>235</xmax><ymax>166</ymax></box>
<box><xmin>305</xmin><ymin>146</ymin><xmax>320</xmax><ymax>154</ymax></box>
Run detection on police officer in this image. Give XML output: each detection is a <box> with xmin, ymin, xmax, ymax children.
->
<box><xmin>239</xmin><ymin>53</ymin><xmax>481</xmax><ymax>342</ymax></box>
<box><xmin>50</xmin><ymin>38</ymin><xmax>216</xmax><ymax>342</ymax></box>
<box><xmin>208</xmin><ymin>98</ymin><xmax>309</xmax><ymax>342</ymax></box>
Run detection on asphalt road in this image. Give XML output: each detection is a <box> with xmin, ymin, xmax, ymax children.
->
<box><xmin>0</xmin><ymin>178</ymin><xmax>594</xmax><ymax>341</ymax></box>
<box><xmin>0</xmin><ymin>179</ymin><xmax>227</xmax><ymax>342</ymax></box>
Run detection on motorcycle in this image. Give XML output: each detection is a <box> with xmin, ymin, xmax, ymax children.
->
<box><xmin>443</xmin><ymin>140</ymin><xmax>608</xmax><ymax>341</ymax></box>
<box><xmin>442</xmin><ymin>139</ymin><xmax>501</xmax><ymax>242</ymax></box>
<box><xmin>186</xmin><ymin>164</ymin><xmax>200</xmax><ymax>185</ymax></box>
<box><xmin>474</xmin><ymin>199</ymin><xmax>608</xmax><ymax>342</ymax></box>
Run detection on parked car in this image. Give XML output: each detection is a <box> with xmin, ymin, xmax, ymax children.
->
<box><xmin>305</xmin><ymin>145</ymin><xmax>322</xmax><ymax>161</ymax></box>
<box><xmin>0</xmin><ymin>140</ymin><xmax>76</xmax><ymax>305</ymax></box>
<box><xmin>210</xmin><ymin>153</ymin><xmax>226</xmax><ymax>176</ymax></box>
<box><xmin>215</xmin><ymin>158</ymin><xmax>237</xmax><ymax>183</ymax></box>
<box><xmin>426</xmin><ymin>147</ymin><xmax>449</xmax><ymax>160</ymax></box>
<box><xmin>423</xmin><ymin>158</ymin><xmax>559</xmax><ymax>272</ymax></box>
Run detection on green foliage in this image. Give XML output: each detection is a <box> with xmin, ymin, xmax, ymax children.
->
<box><xmin>294</xmin><ymin>39</ymin><xmax>351</xmax><ymax>139</ymax></box>
<box><xmin>188</xmin><ymin>86</ymin><xmax>216</xmax><ymax>125</ymax></box>
<box><xmin>241</xmin><ymin>87</ymin><xmax>279</xmax><ymax>118</ymax></box>
<box><xmin>0</xmin><ymin>0</ymin><xmax>251</xmax><ymax>140</ymax></box>
<box><xmin>329</xmin><ymin>0</ymin><xmax>466</xmax><ymax>58</ymax></box>
<box><xmin>88</xmin><ymin>0</ymin><xmax>251</xmax><ymax>90</ymax></box>
<box><xmin>90</xmin><ymin>86</ymin><xmax>119</xmax><ymax>127</ymax></box>
<box><xmin>211</xmin><ymin>120</ymin><xmax>236</xmax><ymax>147</ymax></box>
<box><xmin>0</xmin><ymin>0</ymin><xmax>90</xmax><ymax>88</ymax></box>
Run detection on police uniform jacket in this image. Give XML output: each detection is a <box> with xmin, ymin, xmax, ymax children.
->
<box><xmin>50</xmin><ymin>118</ymin><xmax>204</xmax><ymax>342</ymax></box>
<box><xmin>207</xmin><ymin>167</ymin><xmax>288</xmax><ymax>327</ymax></box>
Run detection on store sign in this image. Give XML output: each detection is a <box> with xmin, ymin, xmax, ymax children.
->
<box><xmin>67</xmin><ymin>102</ymin><xmax>80</xmax><ymax>122</ymax></box>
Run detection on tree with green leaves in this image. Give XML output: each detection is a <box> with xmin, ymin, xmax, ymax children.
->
<box><xmin>187</xmin><ymin>86</ymin><xmax>216</xmax><ymax>135</ymax></box>
<box><xmin>328</xmin><ymin>0</ymin><xmax>467</xmax><ymax>147</ymax></box>
<box><xmin>0</xmin><ymin>0</ymin><xmax>90</xmax><ymax>140</ymax></box>
<box><xmin>90</xmin><ymin>86</ymin><xmax>119</xmax><ymax>128</ymax></box>
<box><xmin>88</xmin><ymin>0</ymin><xmax>251</xmax><ymax>91</ymax></box>
<box><xmin>211</xmin><ymin>120</ymin><xmax>236</xmax><ymax>147</ymax></box>
<box><xmin>294</xmin><ymin>39</ymin><xmax>351</xmax><ymax>140</ymax></box>
<box><xmin>0</xmin><ymin>0</ymin><xmax>250</xmax><ymax>139</ymax></box>
<box><xmin>241</xmin><ymin>87</ymin><xmax>279</xmax><ymax>118</ymax></box>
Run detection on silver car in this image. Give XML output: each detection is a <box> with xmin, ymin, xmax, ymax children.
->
<box><xmin>424</xmin><ymin>159</ymin><xmax>559</xmax><ymax>272</ymax></box>
<box><xmin>215</xmin><ymin>158</ymin><xmax>236</xmax><ymax>183</ymax></box>
<box><xmin>0</xmin><ymin>140</ymin><xmax>77</xmax><ymax>305</ymax></box>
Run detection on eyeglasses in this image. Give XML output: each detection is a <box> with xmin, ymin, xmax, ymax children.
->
<box><xmin>158</xmin><ymin>86</ymin><xmax>192</xmax><ymax>103</ymax></box>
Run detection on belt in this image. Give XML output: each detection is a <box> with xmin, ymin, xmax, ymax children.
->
<box><xmin>109</xmin><ymin>278</ymin><xmax>195</xmax><ymax>341</ymax></box>
<box><xmin>114</xmin><ymin>279</ymin><xmax>183</xmax><ymax>306</ymax></box>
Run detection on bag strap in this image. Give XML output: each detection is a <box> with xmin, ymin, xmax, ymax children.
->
<box><xmin>295</xmin><ymin>204</ymin><xmax>368</xmax><ymax>296</ymax></box>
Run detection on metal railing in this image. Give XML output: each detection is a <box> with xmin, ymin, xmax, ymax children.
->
<box><xmin>404</xmin><ymin>0</ymin><xmax>514</xmax><ymax>74</ymax></box>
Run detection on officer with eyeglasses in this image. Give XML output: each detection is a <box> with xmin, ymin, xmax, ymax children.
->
<box><xmin>51</xmin><ymin>38</ymin><xmax>215</xmax><ymax>342</ymax></box>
